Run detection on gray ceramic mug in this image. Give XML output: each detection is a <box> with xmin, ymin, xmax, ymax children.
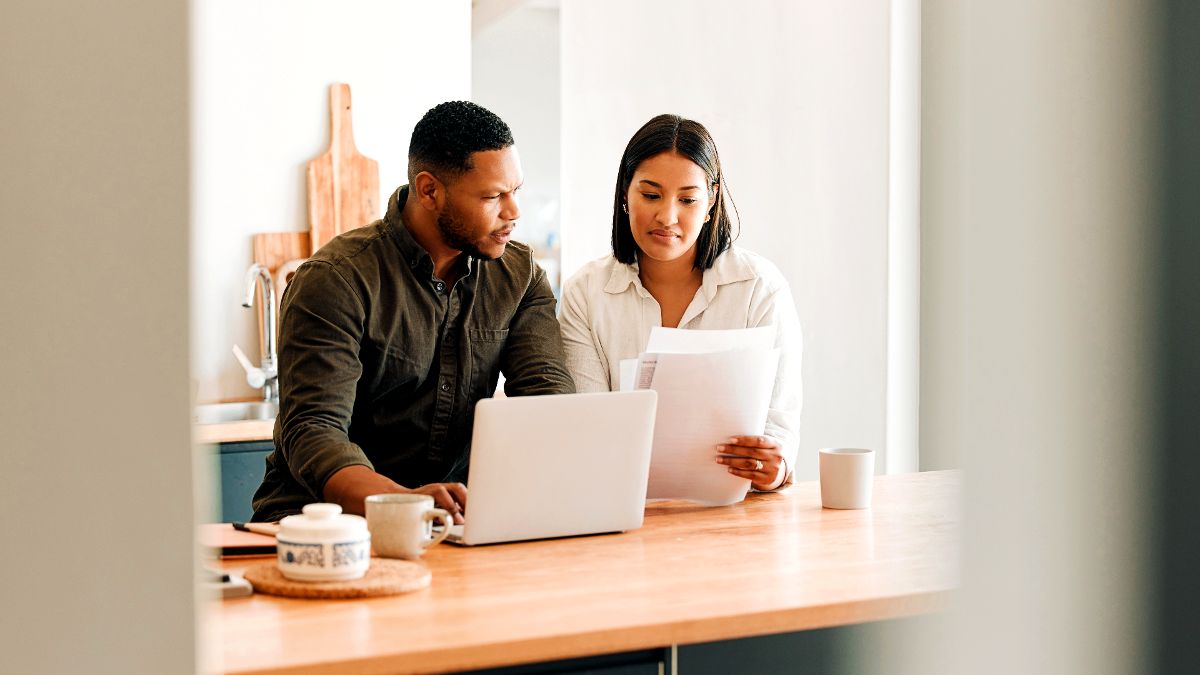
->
<box><xmin>364</xmin><ymin>494</ymin><xmax>452</xmax><ymax>560</ymax></box>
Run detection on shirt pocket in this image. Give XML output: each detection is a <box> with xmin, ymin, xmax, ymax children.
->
<box><xmin>467</xmin><ymin>328</ymin><xmax>509</xmax><ymax>397</ymax></box>
<box><xmin>360</xmin><ymin>339</ymin><xmax>423</xmax><ymax>405</ymax></box>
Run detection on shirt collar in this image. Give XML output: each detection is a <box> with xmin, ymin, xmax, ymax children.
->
<box><xmin>603</xmin><ymin>248</ymin><xmax>755</xmax><ymax>296</ymax></box>
<box><xmin>384</xmin><ymin>185</ymin><xmax>425</xmax><ymax>267</ymax></box>
<box><xmin>603</xmin><ymin>258</ymin><xmax>644</xmax><ymax>295</ymax></box>
<box><xmin>385</xmin><ymin>185</ymin><xmax>476</xmax><ymax>278</ymax></box>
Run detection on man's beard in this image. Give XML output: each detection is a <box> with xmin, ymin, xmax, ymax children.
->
<box><xmin>437</xmin><ymin>202</ymin><xmax>497</xmax><ymax>260</ymax></box>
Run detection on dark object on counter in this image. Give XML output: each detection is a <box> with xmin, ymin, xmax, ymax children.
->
<box><xmin>232</xmin><ymin>521</ymin><xmax>280</xmax><ymax>536</ymax></box>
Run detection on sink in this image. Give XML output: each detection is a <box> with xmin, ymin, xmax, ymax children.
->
<box><xmin>194</xmin><ymin>401</ymin><xmax>279</xmax><ymax>425</ymax></box>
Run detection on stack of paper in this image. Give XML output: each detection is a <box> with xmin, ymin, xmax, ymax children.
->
<box><xmin>620</xmin><ymin>327</ymin><xmax>780</xmax><ymax>505</ymax></box>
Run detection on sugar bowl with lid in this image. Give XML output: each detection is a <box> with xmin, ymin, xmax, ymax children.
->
<box><xmin>276</xmin><ymin>503</ymin><xmax>370</xmax><ymax>582</ymax></box>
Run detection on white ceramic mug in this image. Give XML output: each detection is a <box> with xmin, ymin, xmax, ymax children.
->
<box><xmin>819</xmin><ymin>448</ymin><xmax>875</xmax><ymax>509</ymax></box>
<box><xmin>365</xmin><ymin>494</ymin><xmax>453</xmax><ymax>560</ymax></box>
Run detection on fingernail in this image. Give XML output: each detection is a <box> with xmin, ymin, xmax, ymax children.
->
<box><xmin>728</xmin><ymin>468</ymin><xmax>737</xmax><ymax>474</ymax></box>
<box><xmin>715</xmin><ymin>456</ymin><xmax>724</xmax><ymax>464</ymax></box>
<box><xmin>715</xmin><ymin>444</ymin><xmax>726</xmax><ymax>452</ymax></box>
<box><xmin>728</xmin><ymin>437</ymin><xmax>739</xmax><ymax>444</ymax></box>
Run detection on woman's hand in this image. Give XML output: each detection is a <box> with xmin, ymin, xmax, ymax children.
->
<box><xmin>716</xmin><ymin>435</ymin><xmax>787</xmax><ymax>491</ymax></box>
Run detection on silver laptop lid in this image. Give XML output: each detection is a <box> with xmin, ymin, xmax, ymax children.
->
<box><xmin>458</xmin><ymin>390</ymin><xmax>657</xmax><ymax>545</ymax></box>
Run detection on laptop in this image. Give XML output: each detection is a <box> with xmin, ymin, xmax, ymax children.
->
<box><xmin>446</xmin><ymin>390</ymin><xmax>658</xmax><ymax>546</ymax></box>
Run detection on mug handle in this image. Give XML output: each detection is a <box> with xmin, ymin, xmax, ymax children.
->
<box><xmin>424</xmin><ymin>508</ymin><xmax>452</xmax><ymax>548</ymax></box>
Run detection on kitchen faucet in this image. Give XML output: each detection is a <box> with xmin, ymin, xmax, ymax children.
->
<box><xmin>235</xmin><ymin>263</ymin><xmax>279</xmax><ymax>403</ymax></box>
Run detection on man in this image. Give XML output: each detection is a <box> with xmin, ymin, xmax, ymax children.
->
<box><xmin>252</xmin><ymin>101</ymin><xmax>575</xmax><ymax>523</ymax></box>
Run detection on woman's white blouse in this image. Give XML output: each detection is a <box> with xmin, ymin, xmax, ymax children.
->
<box><xmin>558</xmin><ymin>247</ymin><xmax>803</xmax><ymax>486</ymax></box>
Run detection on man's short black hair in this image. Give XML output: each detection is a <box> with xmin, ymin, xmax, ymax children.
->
<box><xmin>407</xmin><ymin>101</ymin><xmax>514</xmax><ymax>184</ymax></box>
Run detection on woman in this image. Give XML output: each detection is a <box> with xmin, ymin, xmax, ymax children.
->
<box><xmin>559</xmin><ymin>114</ymin><xmax>802</xmax><ymax>492</ymax></box>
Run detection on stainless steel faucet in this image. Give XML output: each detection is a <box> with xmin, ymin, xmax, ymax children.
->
<box><xmin>238</xmin><ymin>263</ymin><xmax>279</xmax><ymax>403</ymax></box>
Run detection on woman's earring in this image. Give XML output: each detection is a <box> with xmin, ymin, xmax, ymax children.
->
<box><xmin>622</xmin><ymin>202</ymin><xmax>628</xmax><ymax>214</ymax></box>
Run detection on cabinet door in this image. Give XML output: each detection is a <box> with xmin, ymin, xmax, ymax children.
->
<box><xmin>466</xmin><ymin>649</ymin><xmax>664</xmax><ymax>674</ymax></box>
<box><xmin>216</xmin><ymin>441</ymin><xmax>274</xmax><ymax>522</ymax></box>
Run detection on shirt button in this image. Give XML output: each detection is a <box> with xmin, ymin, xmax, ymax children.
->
<box><xmin>440</xmin><ymin>382</ymin><xmax>450</xmax><ymax>392</ymax></box>
<box><xmin>435</xmin><ymin>281</ymin><xmax>445</xmax><ymax>293</ymax></box>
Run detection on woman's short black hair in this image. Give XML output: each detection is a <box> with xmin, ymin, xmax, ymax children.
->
<box><xmin>611</xmin><ymin>114</ymin><xmax>737</xmax><ymax>269</ymax></box>
<box><xmin>408</xmin><ymin>101</ymin><xmax>514</xmax><ymax>184</ymax></box>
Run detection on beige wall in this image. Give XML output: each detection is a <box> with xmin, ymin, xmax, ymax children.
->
<box><xmin>0</xmin><ymin>0</ymin><xmax>197</xmax><ymax>672</ymax></box>
<box><xmin>918</xmin><ymin>0</ymin><xmax>969</xmax><ymax>472</ymax></box>
<box><xmin>871</xmin><ymin>1</ymin><xmax>1155</xmax><ymax>673</ymax></box>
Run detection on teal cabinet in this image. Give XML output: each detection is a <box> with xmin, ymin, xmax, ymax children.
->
<box><xmin>214</xmin><ymin>440</ymin><xmax>273</xmax><ymax>522</ymax></box>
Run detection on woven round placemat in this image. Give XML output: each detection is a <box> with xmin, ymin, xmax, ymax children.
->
<box><xmin>242</xmin><ymin>559</ymin><xmax>431</xmax><ymax>599</ymax></box>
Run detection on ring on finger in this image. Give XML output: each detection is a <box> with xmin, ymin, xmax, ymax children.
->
<box><xmin>754</xmin><ymin>459</ymin><xmax>764</xmax><ymax>471</ymax></box>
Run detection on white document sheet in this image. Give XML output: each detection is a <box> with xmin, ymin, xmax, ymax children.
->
<box><xmin>618</xmin><ymin>358</ymin><xmax>639</xmax><ymax>392</ymax></box>
<box><xmin>645</xmin><ymin>325</ymin><xmax>775</xmax><ymax>354</ymax></box>
<box><xmin>641</xmin><ymin>347</ymin><xmax>780</xmax><ymax>505</ymax></box>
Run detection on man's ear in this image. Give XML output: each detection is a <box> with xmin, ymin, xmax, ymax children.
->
<box><xmin>412</xmin><ymin>171</ymin><xmax>445</xmax><ymax>212</ymax></box>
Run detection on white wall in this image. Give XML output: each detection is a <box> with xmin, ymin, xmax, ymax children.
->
<box><xmin>192</xmin><ymin>0</ymin><xmax>471</xmax><ymax>402</ymax></box>
<box><xmin>561</xmin><ymin>0</ymin><xmax>893</xmax><ymax>479</ymax></box>
<box><xmin>886</xmin><ymin>0</ymin><xmax>922</xmax><ymax>474</ymax></box>
<box><xmin>0</xmin><ymin>1</ymin><xmax>196</xmax><ymax>671</ymax></box>
<box><xmin>472</xmin><ymin>4</ymin><xmax>562</xmax><ymax>288</ymax></box>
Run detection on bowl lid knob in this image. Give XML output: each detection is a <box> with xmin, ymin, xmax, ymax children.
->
<box><xmin>301</xmin><ymin>503</ymin><xmax>342</xmax><ymax>520</ymax></box>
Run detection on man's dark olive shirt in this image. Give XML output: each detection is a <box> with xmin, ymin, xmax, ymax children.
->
<box><xmin>251</xmin><ymin>186</ymin><xmax>574</xmax><ymax>521</ymax></box>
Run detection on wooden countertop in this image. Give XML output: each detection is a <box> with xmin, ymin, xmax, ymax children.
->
<box><xmin>194</xmin><ymin>419</ymin><xmax>275</xmax><ymax>445</ymax></box>
<box><xmin>211</xmin><ymin>470</ymin><xmax>961</xmax><ymax>674</ymax></box>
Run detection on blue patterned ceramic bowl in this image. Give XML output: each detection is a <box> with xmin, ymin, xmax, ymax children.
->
<box><xmin>276</xmin><ymin>503</ymin><xmax>370</xmax><ymax>582</ymax></box>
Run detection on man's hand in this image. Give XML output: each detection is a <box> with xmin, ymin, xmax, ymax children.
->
<box><xmin>323</xmin><ymin>465</ymin><xmax>468</xmax><ymax>523</ymax></box>
<box><xmin>407</xmin><ymin>482</ymin><xmax>468</xmax><ymax>524</ymax></box>
<box><xmin>715</xmin><ymin>435</ymin><xmax>787</xmax><ymax>491</ymax></box>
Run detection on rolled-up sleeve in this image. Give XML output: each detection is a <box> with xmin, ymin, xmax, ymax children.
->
<box><xmin>500</xmin><ymin>260</ymin><xmax>576</xmax><ymax>397</ymax></box>
<box><xmin>275</xmin><ymin>262</ymin><xmax>374</xmax><ymax>496</ymax></box>
<box><xmin>755</xmin><ymin>284</ymin><xmax>803</xmax><ymax>489</ymax></box>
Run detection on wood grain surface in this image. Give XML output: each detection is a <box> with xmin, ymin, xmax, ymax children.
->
<box><xmin>199</xmin><ymin>523</ymin><xmax>276</xmax><ymax>552</ymax></box>
<box><xmin>193</xmin><ymin>418</ymin><xmax>274</xmax><ymax>446</ymax></box>
<box><xmin>252</xmin><ymin>232</ymin><xmax>310</xmax><ymax>277</ymax></box>
<box><xmin>211</xmin><ymin>471</ymin><xmax>961</xmax><ymax>675</ymax></box>
<box><xmin>306</xmin><ymin>83</ymin><xmax>379</xmax><ymax>254</ymax></box>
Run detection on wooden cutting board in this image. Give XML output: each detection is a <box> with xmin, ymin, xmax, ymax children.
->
<box><xmin>252</xmin><ymin>232</ymin><xmax>310</xmax><ymax>276</ymax></box>
<box><xmin>306</xmin><ymin>83</ymin><xmax>380</xmax><ymax>254</ymax></box>
<box><xmin>251</xmin><ymin>232</ymin><xmax>310</xmax><ymax>349</ymax></box>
